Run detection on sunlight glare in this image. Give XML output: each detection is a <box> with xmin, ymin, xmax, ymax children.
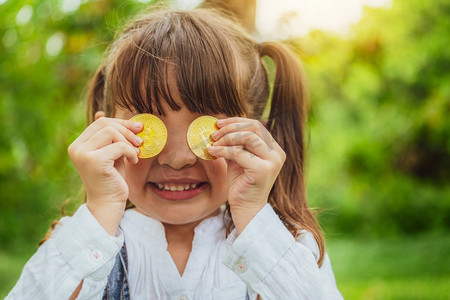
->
<box><xmin>257</xmin><ymin>0</ymin><xmax>392</xmax><ymax>39</ymax></box>
<box><xmin>16</xmin><ymin>5</ymin><xmax>33</xmax><ymax>26</ymax></box>
<box><xmin>46</xmin><ymin>33</ymin><xmax>65</xmax><ymax>57</ymax></box>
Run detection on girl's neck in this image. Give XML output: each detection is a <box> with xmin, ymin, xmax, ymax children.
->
<box><xmin>162</xmin><ymin>208</ymin><xmax>221</xmax><ymax>244</ymax></box>
<box><xmin>163</xmin><ymin>222</ymin><xmax>198</xmax><ymax>276</ymax></box>
<box><xmin>162</xmin><ymin>209</ymin><xmax>221</xmax><ymax>276</ymax></box>
<box><xmin>163</xmin><ymin>221</ymin><xmax>198</xmax><ymax>245</ymax></box>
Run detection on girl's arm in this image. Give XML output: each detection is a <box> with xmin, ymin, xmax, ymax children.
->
<box><xmin>8</xmin><ymin>115</ymin><xmax>140</xmax><ymax>299</ymax></box>
<box><xmin>6</xmin><ymin>204</ymin><xmax>123</xmax><ymax>299</ymax></box>
<box><xmin>223</xmin><ymin>204</ymin><xmax>343</xmax><ymax>300</ymax></box>
<box><xmin>209</xmin><ymin>117</ymin><xmax>342</xmax><ymax>299</ymax></box>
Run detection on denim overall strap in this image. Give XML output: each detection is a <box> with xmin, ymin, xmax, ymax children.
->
<box><xmin>102</xmin><ymin>243</ymin><xmax>130</xmax><ymax>300</ymax></box>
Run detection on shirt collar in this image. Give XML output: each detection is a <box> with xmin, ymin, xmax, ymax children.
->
<box><xmin>121</xmin><ymin>206</ymin><xmax>226</xmax><ymax>245</ymax></box>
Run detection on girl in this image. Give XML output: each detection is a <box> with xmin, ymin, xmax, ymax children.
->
<box><xmin>8</xmin><ymin>8</ymin><xmax>342</xmax><ymax>300</ymax></box>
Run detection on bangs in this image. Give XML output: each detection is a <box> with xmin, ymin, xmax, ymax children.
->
<box><xmin>104</xmin><ymin>10</ymin><xmax>249</xmax><ymax>117</ymax></box>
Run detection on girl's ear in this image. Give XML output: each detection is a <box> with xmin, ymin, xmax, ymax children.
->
<box><xmin>95</xmin><ymin>111</ymin><xmax>106</xmax><ymax>120</ymax></box>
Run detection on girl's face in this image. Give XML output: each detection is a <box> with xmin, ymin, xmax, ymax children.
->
<box><xmin>115</xmin><ymin>104</ymin><xmax>229</xmax><ymax>226</ymax></box>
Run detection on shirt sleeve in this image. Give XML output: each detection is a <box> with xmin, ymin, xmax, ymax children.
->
<box><xmin>223</xmin><ymin>204</ymin><xmax>343</xmax><ymax>300</ymax></box>
<box><xmin>6</xmin><ymin>204</ymin><xmax>124</xmax><ymax>300</ymax></box>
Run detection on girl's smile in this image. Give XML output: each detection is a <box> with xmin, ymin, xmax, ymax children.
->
<box><xmin>149</xmin><ymin>180</ymin><xmax>208</xmax><ymax>201</ymax></box>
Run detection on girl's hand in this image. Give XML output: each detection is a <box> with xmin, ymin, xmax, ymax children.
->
<box><xmin>67</xmin><ymin>113</ymin><xmax>143</xmax><ymax>235</ymax></box>
<box><xmin>208</xmin><ymin>117</ymin><xmax>286</xmax><ymax>234</ymax></box>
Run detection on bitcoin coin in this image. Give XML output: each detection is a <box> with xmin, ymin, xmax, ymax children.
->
<box><xmin>187</xmin><ymin>116</ymin><xmax>219</xmax><ymax>160</ymax></box>
<box><xmin>130</xmin><ymin>113</ymin><xmax>167</xmax><ymax>158</ymax></box>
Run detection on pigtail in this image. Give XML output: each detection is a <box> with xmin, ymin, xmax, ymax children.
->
<box><xmin>260</xmin><ymin>42</ymin><xmax>325</xmax><ymax>266</ymax></box>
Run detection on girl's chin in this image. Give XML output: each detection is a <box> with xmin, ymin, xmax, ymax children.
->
<box><xmin>133</xmin><ymin>203</ymin><xmax>224</xmax><ymax>229</ymax></box>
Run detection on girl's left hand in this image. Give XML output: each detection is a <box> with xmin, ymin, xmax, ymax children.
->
<box><xmin>208</xmin><ymin>117</ymin><xmax>286</xmax><ymax>234</ymax></box>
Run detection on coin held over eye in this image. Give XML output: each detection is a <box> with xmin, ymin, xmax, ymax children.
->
<box><xmin>130</xmin><ymin>113</ymin><xmax>167</xmax><ymax>158</ymax></box>
<box><xmin>187</xmin><ymin>116</ymin><xmax>219</xmax><ymax>160</ymax></box>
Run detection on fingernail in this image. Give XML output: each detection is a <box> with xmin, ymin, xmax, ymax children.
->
<box><xmin>135</xmin><ymin>147</ymin><xmax>140</xmax><ymax>154</ymax></box>
<box><xmin>211</xmin><ymin>131</ymin><xmax>219</xmax><ymax>140</ymax></box>
<box><xmin>217</xmin><ymin>119</ymin><xmax>225</xmax><ymax>127</ymax></box>
<box><xmin>133</xmin><ymin>122</ymin><xmax>143</xmax><ymax>130</ymax></box>
<box><xmin>135</xmin><ymin>135</ymin><xmax>143</xmax><ymax>145</ymax></box>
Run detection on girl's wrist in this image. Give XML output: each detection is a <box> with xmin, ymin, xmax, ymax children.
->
<box><xmin>230</xmin><ymin>203</ymin><xmax>265</xmax><ymax>235</ymax></box>
<box><xmin>86</xmin><ymin>201</ymin><xmax>125</xmax><ymax>236</ymax></box>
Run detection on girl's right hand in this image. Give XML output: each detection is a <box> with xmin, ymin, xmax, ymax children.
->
<box><xmin>67</xmin><ymin>113</ymin><xmax>143</xmax><ymax>235</ymax></box>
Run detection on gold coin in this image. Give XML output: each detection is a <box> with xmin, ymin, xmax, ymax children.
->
<box><xmin>187</xmin><ymin>116</ymin><xmax>219</xmax><ymax>160</ymax></box>
<box><xmin>130</xmin><ymin>113</ymin><xmax>167</xmax><ymax>158</ymax></box>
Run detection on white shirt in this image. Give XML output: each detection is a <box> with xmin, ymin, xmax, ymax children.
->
<box><xmin>7</xmin><ymin>204</ymin><xmax>343</xmax><ymax>300</ymax></box>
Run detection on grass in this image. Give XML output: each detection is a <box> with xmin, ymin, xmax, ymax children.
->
<box><xmin>327</xmin><ymin>232</ymin><xmax>450</xmax><ymax>299</ymax></box>
<box><xmin>1</xmin><ymin>232</ymin><xmax>449</xmax><ymax>299</ymax></box>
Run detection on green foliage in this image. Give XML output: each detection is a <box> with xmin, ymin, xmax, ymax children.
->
<box><xmin>297</xmin><ymin>0</ymin><xmax>450</xmax><ymax>236</ymax></box>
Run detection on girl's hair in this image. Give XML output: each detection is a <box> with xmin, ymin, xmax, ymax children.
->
<box><xmin>44</xmin><ymin>8</ymin><xmax>325</xmax><ymax>265</ymax></box>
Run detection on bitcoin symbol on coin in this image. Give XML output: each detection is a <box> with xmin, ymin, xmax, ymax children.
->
<box><xmin>187</xmin><ymin>116</ymin><xmax>219</xmax><ymax>160</ymax></box>
<box><xmin>130</xmin><ymin>113</ymin><xmax>167</xmax><ymax>158</ymax></box>
<box><xmin>142</xmin><ymin>127</ymin><xmax>156</xmax><ymax>144</ymax></box>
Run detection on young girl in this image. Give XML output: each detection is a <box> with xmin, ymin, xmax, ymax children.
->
<box><xmin>8</xmin><ymin>8</ymin><xmax>342</xmax><ymax>300</ymax></box>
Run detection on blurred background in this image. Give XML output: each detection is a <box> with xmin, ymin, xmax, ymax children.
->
<box><xmin>0</xmin><ymin>0</ymin><xmax>449</xmax><ymax>298</ymax></box>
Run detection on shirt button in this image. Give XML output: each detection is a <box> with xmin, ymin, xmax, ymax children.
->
<box><xmin>236</xmin><ymin>259</ymin><xmax>247</xmax><ymax>273</ymax></box>
<box><xmin>179</xmin><ymin>296</ymin><xmax>188</xmax><ymax>300</ymax></box>
<box><xmin>91</xmin><ymin>250</ymin><xmax>103</xmax><ymax>262</ymax></box>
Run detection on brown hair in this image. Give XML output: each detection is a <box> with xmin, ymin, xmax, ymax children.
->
<box><xmin>45</xmin><ymin>8</ymin><xmax>325</xmax><ymax>265</ymax></box>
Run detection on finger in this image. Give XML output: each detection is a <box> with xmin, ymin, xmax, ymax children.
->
<box><xmin>85</xmin><ymin>121</ymin><xmax>142</xmax><ymax>147</ymax></box>
<box><xmin>86</xmin><ymin>125</ymin><xmax>142</xmax><ymax>150</ymax></box>
<box><xmin>213</xmin><ymin>131</ymin><xmax>275</xmax><ymax>160</ymax></box>
<box><xmin>214</xmin><ymin>118</ymin><xmax>279</xmax><ymax>151</ymax></box>
<box><xmin>94</xmin><ymin>142</ymin><xmax>140</xmax><ymax>165</ymax></box>
<box><xmin>78</xmin><ymin>117</ymin><xmax>143</xmax><ymax>144</ymax></box>
<box><xmin>208</xmin><ymin>145</ymin><xmax>263</xmax><ymax>169</ymax></box>
<box><xmin>217</xmin><ymin>117</ymin><xmax>252</xmax><ymax>127</ymax></box>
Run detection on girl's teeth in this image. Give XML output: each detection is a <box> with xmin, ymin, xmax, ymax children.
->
<box><xmin>156</xmin><ymin>183</ymin><xmax>201</xmax><ymax>191</ymax></box>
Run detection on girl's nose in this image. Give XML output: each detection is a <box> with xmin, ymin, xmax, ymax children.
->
<box><xmin>157</xmin><ymin>130</ymin><xmax>197</xmax><ymax>169</ymax></box>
